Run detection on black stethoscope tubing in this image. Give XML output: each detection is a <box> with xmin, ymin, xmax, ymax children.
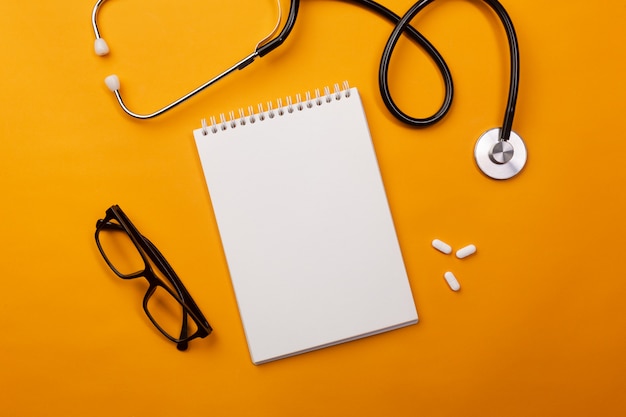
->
<box><xmin>340</xmin><ymin>0</ymin><xmax>455</xmax><ymax>128</ymax></box>
<box><xmin>260</xmin><ymin>0</ymin><xmax>520</xmax><ymax>142</ymax></box>
<box><xmin>371</xmin><ymin>0</ymin><xmax>519</xmax><ymax>142</ymax></box>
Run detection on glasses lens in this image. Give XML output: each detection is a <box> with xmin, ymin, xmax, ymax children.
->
<box><xmin>145</xmin><ymin>285</ymin><xmax>199</xmax><ymax>340</ymax></box>
<box><xmin>97</xmin><ymin>226</ymin><xmax>146</xmax><ymax>276</ymax></box>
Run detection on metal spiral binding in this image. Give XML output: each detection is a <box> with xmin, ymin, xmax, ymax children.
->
<box><xmin>200</xmin><ymin>81</ymin><xmax>351</xmax><ymax>136</ymax></box>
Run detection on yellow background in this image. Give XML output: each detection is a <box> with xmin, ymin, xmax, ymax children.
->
<box><xmin>2</xmin><ymin>0</ymin><xmax>625</xmax><ymax>415</ymax></box>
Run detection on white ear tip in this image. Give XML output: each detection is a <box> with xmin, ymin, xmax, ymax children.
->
<box><xmin>104</xmin><ymin>75</ymin><xmax>120</xmax><ymax>92</ymax></box>
<box><xmin>94</xmin><ymin>38</ymin><xmax>110</xmax><ymax>56</ymax></box>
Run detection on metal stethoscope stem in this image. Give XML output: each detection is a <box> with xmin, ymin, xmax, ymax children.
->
<box><xmin>104</xmin><ymin>52</ymin><xmax>259</xmax><ymax>120</ymax></box>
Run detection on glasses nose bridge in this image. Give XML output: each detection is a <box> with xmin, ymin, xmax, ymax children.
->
<box><xmin>142</xmin><ymin>280</ymin><xmax>158</xmax><ymax>306</ymax></box>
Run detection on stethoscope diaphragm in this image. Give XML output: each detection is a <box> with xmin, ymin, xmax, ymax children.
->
<box><xmin>474</xmin><ymin>128</ymin><xmax>527</xmax><ymax>180</ymax></box>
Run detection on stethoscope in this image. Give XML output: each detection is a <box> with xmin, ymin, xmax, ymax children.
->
<box><xmin>92</xmin><ymin>0</ymin><xmax>527</xmax><ymax>180</ymax></box>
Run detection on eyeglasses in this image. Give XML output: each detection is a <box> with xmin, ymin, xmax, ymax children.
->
<box><xmin>95</xmin><ymin>205</ymin><xmax>212</xmax><ymax>350</ymax></box>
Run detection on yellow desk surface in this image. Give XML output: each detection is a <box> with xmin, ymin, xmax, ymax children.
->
<box><xmin>2</xmin><ymin>1</ymin><xmax>625</xmax><ymax>415</ymax></box>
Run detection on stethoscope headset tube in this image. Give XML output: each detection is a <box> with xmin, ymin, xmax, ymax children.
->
<box><xmin>92</xmin><ymin>0</ymin><xmax>526</xmax><ymax>179</ymax></box>
<box><xmin>91</xmin><ymin>0</ymin><xmax>300</xmax><ymax>120</ymax></box>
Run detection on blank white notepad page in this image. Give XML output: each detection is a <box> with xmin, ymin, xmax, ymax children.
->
<box><xmin>194</xmin><ymin>86</ymin><xmax>417</xmax><ymax>364</ymax></box>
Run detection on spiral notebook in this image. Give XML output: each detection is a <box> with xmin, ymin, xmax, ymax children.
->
<box><xmin>193</xmin><ymin>82</ymin><xmax>418</xmax><ymax>364</ymax></box>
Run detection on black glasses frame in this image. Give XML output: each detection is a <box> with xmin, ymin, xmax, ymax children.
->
<box><xmin>95</xmin><ymin>205</ymin><xmax>212</xmax><ymax>350</ymax></box>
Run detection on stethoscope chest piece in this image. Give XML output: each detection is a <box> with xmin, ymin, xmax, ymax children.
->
<box><xmin>474</xmin><ymin>128</ymin><xmax>527</xmax><ymax>180</ymax></box>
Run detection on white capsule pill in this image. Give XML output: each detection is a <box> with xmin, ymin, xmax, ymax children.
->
<box><xmin>444</xmin><ymin>271</ymin><xmax>460</xmax><ymax>291</ymax></box>
<box><xmin>432</xmin><ymin>239</ymin><xmax>452</xmax><ymax>254</ymax></box>
<box><xmin>456</xmin><ymin>244</ymin><xmax>477</xmax><ymax>259</ymax></box>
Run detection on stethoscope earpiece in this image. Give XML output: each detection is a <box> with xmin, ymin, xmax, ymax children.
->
<box><xmin>94</xmin><ymin>38</ymin><xmax>109</xmax><ymax>56</ymax></box>
<box><xmin>104</xmin><ymin>74</ymin><xmax>120</xmax><ymax>92</ymax></box>
<box><xmin>474</xmin><ymin>128</ymin><xmax>527</xmax><ymax>180</ymax></box>
<box><xmin>94</xmin><ymin>36</ymin><xmax>119</xmax><ymax>93</ymax></box>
